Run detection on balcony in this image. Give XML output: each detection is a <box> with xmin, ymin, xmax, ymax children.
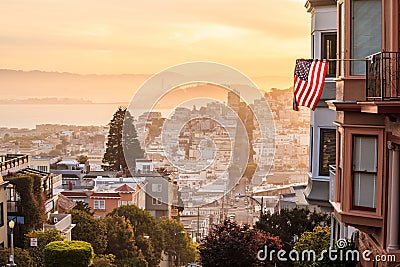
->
<box><xmin>0</xmin><ymin>154</ymin><xmax>29</xmax><ymax>176</ymax></box>
<box><xmin>366</xmin><ymin>52</ymin><xmax>400</xmax><ymax>100</ymax></box>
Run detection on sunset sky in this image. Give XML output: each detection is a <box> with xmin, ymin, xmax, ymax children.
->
<box><xmin>0</xmin><ymin>0</ymin><xmax>310</xmax><ymax>89</ymax></box>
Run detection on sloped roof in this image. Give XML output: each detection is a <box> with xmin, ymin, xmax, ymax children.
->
<box><xmin>58</xmin><ymin>194</ymin><xmax>76</xmax><ymax>211</ymax></box>
<box><xmin>115</xmin><ymin>184</ymin><xmax>135</xmax><ymax>193</ymax></box>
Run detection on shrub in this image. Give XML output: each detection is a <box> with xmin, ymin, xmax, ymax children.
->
<box><xmin>0</xmin><ymin>247</ymin><xmax>33</xmax><ymax>267</ymax></box>
<box><xmin>25</xmin><ymin>229</ymin><xmax>65</xmax><ymax>267</ymax></box>
<box><xmin>44</xmin><ymin>240</ymin><xmax>94</xmax><ymax>267</ymax></box>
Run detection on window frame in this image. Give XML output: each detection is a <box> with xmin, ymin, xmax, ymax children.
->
<box><xmin>94</xmin><ymin>200</ymin><xmax>105</xmax><ymax>210</ymax></box>
<box><xmin>340</xmin><ymin>126</ymin><xmax>384</xmax><ymax>217</ymax></box>
<box><xmin>152</xmin><ymin>197</ymin><xmax>162</xmax><ymax>205</ymax></box>
<box><xmin>152</xmin><ymin>184</ymin><xmax>162</xmax><ymax>192</ymax></box>
<box><xmin>351</xmin><ymin>134</ymin><xmax>378</xmax><ymax>212</ymax></box>
<box><xmin>350</xmin><ymin>0</ymin><xmax>382</xmax><ymax>76</ymax></box>
<box><xmin>319</xmin><ymin>128</ymin><xmax>336</xmax><ymax>176</ymax></box>
<box><xmin>321</xmin><ymin>32</ymin><xmax>337</xmax><ymax>77</ymax></box>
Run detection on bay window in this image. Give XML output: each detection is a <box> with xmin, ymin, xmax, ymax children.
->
<box><xmin>352</xmin><ymin>135</ymin><xmax>378</xmax><ymax>211</ymax></box>
<box><xmin>351</xmin><ymin>0</ymin><xmax>382</xmax><ymax>75</ymax></box>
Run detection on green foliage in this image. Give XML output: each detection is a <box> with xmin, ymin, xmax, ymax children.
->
<box><xmin>103</xmin><ymin>107</ymin><xmax>144</xmax><ymax>171</ymax></box>
<box><xmin>4</xmin><ymin>174</ymin><xmax>46</xmax><ymax>247</ymax></box>
<box><xmin>255</xmin><ymin>208</ymin><xmax>330</xmax><ymax>251</ymax></box>
<box><xmin>0</xmin><ymin>247</ymin><xmax>33</xmax><ymax>267</ymax></box>
<box><xmin>92</xmin><ymin>254</ymin><xmax>116</xmax><ymax>267</ymax></box>
<box><xmin>44</xmin><ymin>240</ymin><xmax>94</xmax><ymax>267</ymax></box>
<box><xmin>70</xmin><ymin>210</ymin><xmax>108</xmax><ymax>254</ymax></box>
<box><xmin>293</xmin><ymin>226</ymin><xmax>358</xmax><ymax>267</ymax></box>
<box><xmin>73</xmin><ymin>200</ymin><xmax>94</xmax><ymax>215</ymax></box>
<box><xmin>104</xmin><ymin>215</ymin><xmax>138</xmax><ymax>259</ymax></box>
<box><xmin>159</xmin><ymin>218</ymin><xmax>198</xmax><ymax>265</ymax></box>
<box><xmin>76</xmin><ymin>155</ymin><xmax>88</xmax><ymax>164</ymax></box>
<box><xmin>199</xmin><ymin>220</ymin><xmax>283</xmax><ymax>267</ymax></box>
<box><xmin>107</xmin><ymin>205</ymin><xmax>163</xmax><ymax>267</ymax></box>
<box><xmin>25</xmin><ymin>229</ymin><xmax>65</xmax><ymax>267</ymax></box>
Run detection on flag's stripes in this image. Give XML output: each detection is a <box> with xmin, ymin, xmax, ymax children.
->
<box><xmin>293</xmin><ymin>59</ymin><xmax>328</xmax><ymax>111</ymax></box>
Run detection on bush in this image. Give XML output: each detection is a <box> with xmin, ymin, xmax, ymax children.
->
<box><xmin>25</xmin><ymin>229</ymin><xmax>65</xmax><ymax>267</ymax></box>
<box><xmin>0</xmin><ymin>247</ymin><xmax>33</xmax><ymax>267</ymax></box>
<box><xmin>44</xmin><ymin>240</ymin><xmax>94</xmax><ymax>267</ymax></box>
<box><xmin>92</xmin><ymin>254</ymin><xmax>116</xmax><ymax>267</ymax></box>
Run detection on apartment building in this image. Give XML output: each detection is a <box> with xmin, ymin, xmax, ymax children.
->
<box><xmin>304</xmin><ymin>0</ymin><xmax>400</xmax><ymax>265</ymax></box>
<box><xmin>303</xmin><ymin>0</ymin><xmax>337</xmax><ymax>213</ymax></box>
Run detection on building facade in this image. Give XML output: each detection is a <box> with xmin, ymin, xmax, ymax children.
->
<box><xmin>304</xmin><ymin>0</ymin><xmax>338</xmax><ymax>213</ymax></box>
<box><xmin>315</xmin><ymin>0</ymin><xmax>400</xmax><ymax>265</ymax></box>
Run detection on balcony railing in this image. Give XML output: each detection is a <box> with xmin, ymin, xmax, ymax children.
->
<box><xmin>366</xmin><ymin>52</ymin><xmax>400</xmax><ymax>100</ymax></box>
<box><xmin>0</xmin><ymin>154</ymin><xmax>29</xmax><ymax>175</ymax></box>
<box><xmin>329</xmin><ymin>165</ymin><xmax>336</xmax><ymax>203</ymax></box>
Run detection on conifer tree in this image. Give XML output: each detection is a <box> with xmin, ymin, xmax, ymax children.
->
<box><xmin>103</xmin><ymin>107</ymin><xmax>144</xmax><ymax>171</ymax></box>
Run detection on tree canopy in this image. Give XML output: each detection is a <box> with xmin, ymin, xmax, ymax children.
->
<box><xmin>107</xmin><ymin>205</ymin><xmax>163</xmax><ymax>267</ymax></box>
<box><xmin>159</xmin><ymin>218</ymin><xmax>198</xmax><ymax>266</ymax></box>
<box><xmin>104</xmin><ymin>215</ymin><xmax>147</xmax><ymax>267</ymax></box>
<box><xmin>255</xmin><ymin>208</ymin><xmax>330</xmax><ymax>251</ymax></box>
<box><xmin>103</xmin><ymin>107</ymin><xmax>144</xmax><ymax>171</ymax></box>
<box><xmin>70</xmin><ymin>210</ymin><xmax>108</xmax><ymax>254</ymax></box>
<box><xmin>199</xmin><ymin>220</ymin><xmax>282</xmax><ymax>267</ymax></box>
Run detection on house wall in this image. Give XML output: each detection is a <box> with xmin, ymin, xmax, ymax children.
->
<box><xmin>89</xmin><ymin>198</ymin><xmax>119</xmax><ymax>217</ymax></box>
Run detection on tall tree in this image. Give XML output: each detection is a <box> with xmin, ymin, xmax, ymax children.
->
<box><xmin>104</xmin><ymin>215</ymin><xmax>147</xmax><ymax>267</ymax></box>
<box><xmin>159</xmin><ymin>218</ymin><xmax>198</xmax><ymax>266</ymax></box>
<box><xmin>123</xmin><ymin>109</ymin><xmax>145</xmax><ymax>170</ymax></box>
<box><xmin>108</xmin><ymin>205</ymin><xmax>164</xmax><ymax>267</ymax></box>
<box><xmin>103</xmin><ymin>107</ymin><xmax>144</xmax><ymax>171</ymax></box>
<box><xmin>70</xmin><ymin>210</ymin><xmax>108</xmax><ymax>254</ymax></box>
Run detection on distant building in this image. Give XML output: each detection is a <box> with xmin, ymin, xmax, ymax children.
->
<box><xmin>88</xmin><ymin>177</ymin><xmax>146</xmax><ymax>218</ymax></box>
<box><xmin>43</xmin><ymin>213</ymin><xmax>75</xmax><ymax>241</ymax></box>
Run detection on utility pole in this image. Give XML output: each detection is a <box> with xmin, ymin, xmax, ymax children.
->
<box><xmin>197</xmin><ymin>206</ymin><xmax>200</xmax><ymax>242</ymax></box>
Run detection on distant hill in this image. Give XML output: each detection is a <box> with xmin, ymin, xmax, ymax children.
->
<box><xmin>0</xmin><ymin>69</ymin><xmax>290</xmax><ymax>105</ymax></box>
<box><xmin>0</xmin><ymin>69</ymin><xmax>150</xmax><ymax>103</ymax></box>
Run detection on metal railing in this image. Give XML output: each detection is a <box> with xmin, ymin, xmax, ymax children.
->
<box><xmin>366</xmin><ymin>52</ymin><xmax>400</xmax><ymax>100</ymax></box>
<box><xmin>329</xmin><ymin>165</ymin><xmax>336</xmax><ymax>203</ymax></box>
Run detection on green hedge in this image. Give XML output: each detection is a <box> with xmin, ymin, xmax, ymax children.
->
<box><xmin>44</xmin><ymin>240</ymin><xmax>94</xmax><ymax>267</ymax></box>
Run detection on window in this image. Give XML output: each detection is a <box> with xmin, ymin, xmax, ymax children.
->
<box><xmin>118</xmin><ymin>201</ymin><xmax>128</xmax><ymax>207</ymax></box>
<box><xmin>337</xmin><ymin>131</ymin><xmax>343</xmax><ymax>202</ymax></box>
<box><xmin>352</xmin><ymin>135</ymin><xmax>378</xmax><ymax>211</ymax></box>
<box><xmin>143</xmin><ymin>165</ymin><xmax>151</xmax><ymax>173</ymax></box>
<box><xmin>0</xmin><ymin>203</ymin><xmax>3</xmax><ymax>227</ymax></box>
<box><xmin>339</xmin><ymin>3</ymin><xmax>345</xmax><ymax>76</ymax></box>
<box><xmin>94</xmin><ymin>200</ymin><xmax>105</xmax><ymax>210</ymax></box>
<box><xmin>351</xmin><ymin>0</ymin><xmax>382</xmax><ymax>75</ymax></box>
<box><xmin>322</xmin><ymin>33</ymin><xmax>337</xmax><ymax>77</ymax></box>
<box><xmin>152</xmin><ymin>184</ymin><xmax>162</xmax><ymax>192</ymax></box>
<box><xmin>319</xmin><ymin>129</ymin><xmax>336</xmax><ymax>176</ymax></box>
<box><xmin>152</xmin><ymin>197</ymin><xmax>162</xmax><ymax>205</ymax></box>
<box><xmin>37</xmin><ymin>165</ymin><xmax>48</xmax><ymax>172</ymax></box>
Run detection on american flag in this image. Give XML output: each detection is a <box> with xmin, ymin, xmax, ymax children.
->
<box><xmin>293</xmin><ymin>59</ymin><xmax>328</xmax><ymax>111</ymax></box>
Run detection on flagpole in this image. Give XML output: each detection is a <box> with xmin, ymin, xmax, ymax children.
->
<box><xmin>317</xmin><ymin>58</ymin><xmax>369</xmax><ymax>61</ymax></box>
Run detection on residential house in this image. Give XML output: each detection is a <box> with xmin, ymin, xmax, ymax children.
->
<box><xmin>88</xmin><ymin>177</ymin><xmax>146</xmax><ymax>217</ymax></box>
<box><xmin>303</xmin><ymin>0</ymin><xmax>338</xmax><ymax>213</ymax></box>
<box><xmin>312</xmin><ymin>0</ymin><xmax>400</xmax><ymax>265</ymax></box>
<box><xmin>43</xmin><ymin>213</ymin><xmax>75</xmax><ymax>241</ymax></box>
